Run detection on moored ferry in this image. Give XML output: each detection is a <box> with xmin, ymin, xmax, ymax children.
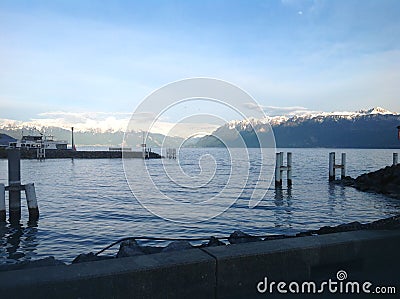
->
<box><xmin>9</xmin><ymin>134</ymin><xmax>68</xmax><ymax>150</ymax></box>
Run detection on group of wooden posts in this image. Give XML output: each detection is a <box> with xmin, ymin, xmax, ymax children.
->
<box><xmin>276</xmin><ymin>151</ymin><xmax>399</xmax><ymax>187</ymax></box>
<box><xmin>0</xmin><ymin>149</ymin><xmax>39</xmax><ymax>223</ymax></box>
<box><xmin>166</xmin><ymin>148</ymin><xmax>177</xmax><ymax>159</ymax></box>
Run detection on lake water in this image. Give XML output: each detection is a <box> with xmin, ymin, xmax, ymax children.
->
<box><xmin>0</xmin><ymin>148</ymin><xmax>399</xmax><ymax>264</ymax></box>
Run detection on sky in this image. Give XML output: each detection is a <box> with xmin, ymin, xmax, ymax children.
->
<box><xmin>1</xmin><ymin>0</ymin><xmax>400</xmax><ymax>132</ymax></box>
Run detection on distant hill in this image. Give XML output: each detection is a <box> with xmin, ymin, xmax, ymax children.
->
<box><xmin>1</xmin><ymin>107</ymin><xmax>399</xmax><ymax>148</ymax></box>
<box><xmin>196</xmin><ymin>107</ymin><xmax>400</xmax><ymax>148</ymax></box>
<box><xmin>0</xmin><ymin>126</ymin><xmax>184</xmax><ymax>148</ymax></box>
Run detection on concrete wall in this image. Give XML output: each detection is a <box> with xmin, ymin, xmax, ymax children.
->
<box><xmin>0</xmin><ymin>230</ymin><xmax>399</xmax><ymax>298</ymax></box>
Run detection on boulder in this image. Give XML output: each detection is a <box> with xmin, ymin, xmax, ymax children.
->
<box><xmin>0</xmin><ymin>256</ymin><xmax>65</xmax><ymax>271</ymax></box>
<box><xmin>353</xmin><ymin>164</ymin><xmax>400</xmax><ymax>199</ymax></box>
<box><xmin>228</xmin><ymin>230</ymin><xmax>261</xmax><ymax>244</ymax></box>
<box><xmin>206</xmin><ymin>236</ymin><xmax>226</xmax><ymax>247</ymax></box>
<box><xmin>116</xmin><ymin>239</ymin><xmax>145</xmax><ymax>258</ymax></box>
<box><xmin>72</xmin><ymin>252</ymin><xmax>113</xmax><ymax>264</ymax></box>
<box><xmin>161</xmin><ymin>241</ymin><xmax>193</xmax><ymax>252</ymax></box>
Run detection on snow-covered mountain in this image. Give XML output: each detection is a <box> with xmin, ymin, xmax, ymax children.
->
<box><xmin>197</xmin><ymin>107</ymin><xmax>400</xmax><ymax>148</ymax></box>
<box><xmin>1</xmin><ymin>107</ymin><xmax>399</xmax><ymax>148</ymax></box>
<box><xmin>226</xmin><ymin>107</ymin><xmax>397</xmax><ymax>129</ymax></box>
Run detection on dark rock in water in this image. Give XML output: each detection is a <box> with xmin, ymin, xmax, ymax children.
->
<box><xmin>295</xmin><ymin>221</ymin><xmax>366</xmax><ymax>237</ymax></box>
<box><xmin>228</xmin><ymin>230</ymin><xmax>261</xmax><ymax>244</ymax></box>
<box><xmin>206</xmin><ymin>236</ymin><xmax>226</xmax><ymax>247</ymax></box>
<box><xmin>366</xmin><ymin>215</ymin><xmax>400</xmax><ymax>230</ymax></box>
<box><xmin>0</xmin><ymin>256</ymin><xmax>65</xmax><ymax>272</ymax></box>
<box><xmin>24</xmin><ymin>256</ymin><xmax>65</xmax><ymax>268</ymax></box>
<box><xmin>116</xmin><ymin>239</ymin><xmax>145</xmax><ymax>258</ymax></box>
<box><xmin>162</xmin><ymin>241</ymin><xmax>193</xmax><ymax>252</ymax></box>
<box><xmin>264</xmin><ymin>234</ymin><xmax>289</xmax><ymax>241</ymax></box>
<box><xmin>296</xmin><ymin>231</ymin><xmax>314</xmax><ymax>237</ymax></box>
<box><xmin>354</xmin><ymin>164</ymin><xmax>400</xmax><ymax>199</ymax></box>
<box><xmin>336</xmin><ymin>221</ymin><xmax>364</xmax><ymax>231</ymax></box>
<box><xmin>340</xmin><ymin>176</ymin><xmax>355</xmax><ymax>186</ymax></box>
<box><xmin>332</xmin><ymin>176</ymin><xmax>355</xmax><ymax>186</ymax></box>
<box><xmin>72</xmin><ymin>252</ymin><xmax>113</xmax><ymax>264</ymax></box>
<box><xmin>316</xmin><ymin>226</ymin><xmax>337</xmax><ymax>235</ymax></box>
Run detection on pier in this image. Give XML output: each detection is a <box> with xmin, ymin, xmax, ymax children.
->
<box><xmin>0</xmin><ymin>149</ymin><xmax>162</xmax><ymax>159</ymax></box>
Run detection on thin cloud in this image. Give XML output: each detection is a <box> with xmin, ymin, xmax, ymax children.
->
<box><xmin>0</xmin><ymin>111</ymin><xmax>220</xmax><ymax>137</ymax></box>
<box><xmin>263</xmin><ymin>106</ymin><xmax>321</xmax><ymax>116</ymax></box>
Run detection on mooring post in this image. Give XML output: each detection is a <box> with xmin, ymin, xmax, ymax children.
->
<box><xmin>393</xmin><ymin>153</ymin><xmax>398</xmax><ymax>166</ymax></box>
<box><xmin>0</xmin><ymin>183</ymin><xmax>5</xmax><ymax>222</ymax></box>
<box><xmin>329</xmin><ymin>152</ymin><xmax>335</xmax><ymax>181</ymax></box>
<box><xmin>25</xmin><ymin>183</ymin><xmax>39</xmax><ymax>221</ymax></box>
<box><xmin>279</xmin><ymin>151</ymin><xmax>284</xmax><ymax>185</ymax></box>
<box><xmin>7</xmin><ymin>148</ymin><xmax>21</xmax><ymax>222</ymax></box>
<box><xmin>287</xmin><ymin>152</ymin><xmax>292</xmax><ymax>186</ymax></box>
<box><xmin>341</xmin><ymin>153</ymin><xmax>346</xmax><ymax>179</ymax></box>
<box><xmin>275</xmin><ymin>152</ymin><xmax>282</xmax><ymax>187</ymax></box>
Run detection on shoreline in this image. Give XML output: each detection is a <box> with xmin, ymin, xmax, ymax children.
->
<box><xmin>1</xmin><ymin>225</ymin><xmax>399</xmax><ymax>298</ymax></box>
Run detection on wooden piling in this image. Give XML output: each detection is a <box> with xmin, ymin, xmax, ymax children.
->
<box><xmin>329</xmin><ymin>152</ymin><xmax>335</xmax><ymax>181</ymax></box>
<box><xmin>393</xmin><ymin>153</ymin><xmax>398</xmax><ymax>166</ymax></box>
<box><xmin>25</xmin><ymin>183</ymin><xmax>39</xmax><ymax>221</ymax></box>
<box><xmin>329</xmin><ymin>152</ymin><xmax>346</xmax><ymax>181</ymax></box>
<box><xmin>0</xmin><ymin>184</ymin><xmax>5</xmax><ymax>222</ymax></box>
<box><xmin>341</xmin><ymin>153</ymin><xmax>346</xmax><ymax>179</ymax></box>
<box><xmin>275</xmin><ymin>153</ymin><xmax>282</xmax><ymax>187</ymax></box>
<box><xmin>166</xmin><ymin>148</ymin><xmax>177</xmax><ymax>159</ymax></box>
<box><xmin>275</xmin><ymin>152</ymin><xmax>292</xmax><ymax>187</ymax></box>
<box><xmin>7</xmin><ymin>148</ymin><xmax>21</xmax><ymax>222</ymax></box>
<box><xmin>279</xmin><ymin>152</ymin><xmax>284</xmax><ymax>185</ymax></box>
<box><xmin>287</xmin><ymin>152</ymin><xmax>292</xmax><ymax>186</ymax></box>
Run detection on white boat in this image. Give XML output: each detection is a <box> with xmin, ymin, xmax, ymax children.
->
<box><xmin>9</xmin><ymin>134</ymin><xmax>68</xmax><ymax>150</ymax></box>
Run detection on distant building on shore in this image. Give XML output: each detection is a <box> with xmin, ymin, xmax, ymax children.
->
<box><xmin>0</xmin><ymin>133</ymin><xmax>17</xmax><ymax>148</ymax></box>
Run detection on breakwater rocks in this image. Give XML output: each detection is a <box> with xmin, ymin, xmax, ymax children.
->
<box><xmin>335</xmin><ymin>164</ymin><xmax>400</xmax><ymax>199</ymax></box>
<box><xmin>71</xmin><ymin>215</ymin><xmax>400</xmax><ymax>264</ymax></box>
<box><xmin>0</xmin><ymin>149</ymin><xmax>162</xmax><ymax>159</ymax></box>
<box><xmin>1</xmin><ymin>215</ymin><xmax>399</xmax><ymax>271</ymax></box>
<box><xmin>68</xmin><ymin>215</ymin><xmax>400</xmax><ymax>264</ymax></box>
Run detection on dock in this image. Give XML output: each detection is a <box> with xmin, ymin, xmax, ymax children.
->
<box><xmin>0</xmin><ymin>149</ymin><xmax>162</xmax><ymax>159</ymax></box>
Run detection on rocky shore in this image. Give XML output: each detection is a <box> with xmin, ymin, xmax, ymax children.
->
<box><xmin>336</xmin><ymin>164</ymin><xmax>400</xmax><ymax>199</ymax></box>
<box><xmin>1</xmin><ymin>214</ymin><xmax>399</xmax><ymax>272</ymax></box>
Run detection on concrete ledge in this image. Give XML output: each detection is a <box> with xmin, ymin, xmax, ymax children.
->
<box><xmin>202</xmin><ymin>230</ymin><xmax>400</xmax><ymax>298</ymax></box>
<box><xmin>0</xmin><ymin>230</ymin><xmax>399</xmax><ymax>298</ymax></box>
<box><xmin>0</xmin><ymin>248</ymin><xmax>216</xmax><ymax>299</ymax></box>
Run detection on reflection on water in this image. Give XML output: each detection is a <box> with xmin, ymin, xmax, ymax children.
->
<box><xmin>0</xmin><ymin>221</ymin><xmax>38</xmax><ymax>263</ymax></box>
<box><xmin>274</xmin><ymin>187</ymin><xmax>293</xmax><ymax>229</ymax></box>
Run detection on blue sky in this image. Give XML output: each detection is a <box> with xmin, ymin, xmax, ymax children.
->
<box><xmin>1</xmin><ymin>0</ymin><xmax>400</xmax><ymax>123</ymax></box>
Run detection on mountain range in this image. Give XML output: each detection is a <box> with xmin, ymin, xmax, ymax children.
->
<box><xmin>197</xmin><ymin>107</ymin><xmax>400</xmax><ymax>148</ymax></box>
<box><xmin>1</xmin><ymin>107</ymin><xmax>399</xmax><ymax>148</ymax></box>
